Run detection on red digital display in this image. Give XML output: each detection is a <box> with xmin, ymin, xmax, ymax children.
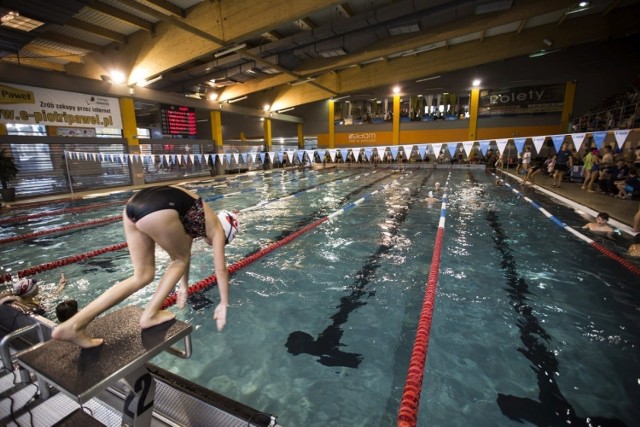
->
<box><xmin>160</xmin><ymin>104</ymin><xmax>197</xmax><ymax>136</ymax></box>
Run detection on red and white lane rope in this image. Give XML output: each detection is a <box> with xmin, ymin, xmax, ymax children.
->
<box><xmin>398</xmin><ymin>173</ymin><xmax>451</xmax><ymax>427</ymax></box>
<box><xmin>0</xmin><ymin>242</ymin><xmax>128</xmax><ymax>284</ymax></box>
<box><xmin>0</xmin><ymin>200</ymin><xmax>124</xmax><ymax>225</ymax></box>
<box><xmin>0</xmin><ymin>215</ymin><xmax>122</xmax><ymax>245</ymax></box>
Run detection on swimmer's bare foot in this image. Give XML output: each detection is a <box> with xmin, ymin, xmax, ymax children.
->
<box><xmin>140</xmin><ymin>310</ymin><xmax>175</xmax><ymax>329</ymax></box>
<box><xmin>176</xmin><ymin>285</ymin><xmax>188</xmax><ymax>310</ymax></box>
<box><xmin>52</xmin><ymin>323</ymin><xmax>103</xmax><ymax>348</ymax></box>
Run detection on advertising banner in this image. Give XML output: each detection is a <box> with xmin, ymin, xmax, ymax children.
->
<box><xmin>478</xmin><ymin>84</ymin><xmax>564</xmax><ymax>117</ymax></box>
<box><xmin>0</xmin><ymin>82</ymin><xmax>122</xmax><ymax>129</ymax></box>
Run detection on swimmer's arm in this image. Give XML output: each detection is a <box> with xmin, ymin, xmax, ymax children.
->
<box><xmin>54</xmin><ymin>273</ymin><xmax>67</xmax><ymax>295</ymax></box>
<box><xmin>211</xmin><ymin>213</ymin><xmax>229</xmax><ymax>331</ymax></box>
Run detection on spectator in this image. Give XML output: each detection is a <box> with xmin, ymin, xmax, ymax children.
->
<box><xmin>616</xmin><ymin>168</ymin><xmax>640</xmax><ymax>199</ymax></box>
<box><xmin>552</xmin><ymin>142</ymin><xmax>573</xmax><ymax>188</ymax></box>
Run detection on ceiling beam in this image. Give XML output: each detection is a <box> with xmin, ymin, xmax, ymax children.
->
<box><xmin>2</xmin><ymin>57</ymin><xmax>65</xmax><ymax>71</ymax></box>
<box><xmin>293</xmin><ymin>0</ymin><xmax>575</xmax><ymax>76</ymax></box>
<box><xmin>38</xmin><ymin>32</ymin><xmax>105</xmax><ymax>52</ymax></box>
<box><xmin>65</xmin><ymin>18</ymin><xmax>127</xmax><ymax>44</ymax></box>
<box><xmin>19</xmin><ymin>44</ymin><xmax>85</xmax><ymax>63</ymax></box>
<box><xmin>86</xmin><ymin>1</ymin><xmax>154</xmax><ymax>32</ymax></box>
<box><xmin>143</xmin><ymin>0</ymin><xmax>185</xmax><ymax>18</ymax></box>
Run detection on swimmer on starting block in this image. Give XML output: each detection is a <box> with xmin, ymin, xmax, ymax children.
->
<box><xmin>52</xmin><ymin>185</ymin><xmax>239</xmax><ymax>348</ymax></box>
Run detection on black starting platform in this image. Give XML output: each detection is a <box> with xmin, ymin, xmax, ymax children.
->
<box><xmin>17</xmin><ymin>306</ymin><xmax>192</xmax><ymax>426</ymax></box>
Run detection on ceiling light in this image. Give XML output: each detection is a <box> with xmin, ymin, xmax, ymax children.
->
<box><xmin>332</xmin><ymin>95</ymin><xmax>351</xmax><ymax>102</ymax></box>
<box><xmin>110</xmin><ymin>71</ymin><xmax>126</xmax><ymax>84</ymax></box>
<box><xmin>416</xmin><ymin>75</ymin><xmax>441</xmax><ymax>83</ymax></box>
<box><xmin>263</xmin><ymin>104</ymin><xmax>270</xmax><ymax>111</ymax></box>
<box><xmin>137</xmin><ymin>75</ymin><xmax>163</xmax><ymax>87</ymax></box>
<box><xmin>393</xmin><ymin>86</ymin><xmax>401</xmax><ymax>94</ymax></box>
<box><xmin>290</xmin><ymin>77</ymin><xmax>316</xmax><ymax>86</ymax></box>
<box><xmin>529</xmin><ymin>48</ymin><xmax>562</xmax><ymax>58</ymax></box>
<box><xmin>1</xmin><ymin>11</ymin><xmax>44</xmax><ymax>32</ymax></box>
<box><xmin>472</xmin><ymin>79</ymin><xmax>481</xmax><ymax>87</ymax></box>
<box><xmin>388</xmin><ymin>23</ymin><xmax>420</xmax><ymax>36</ymax></box>
<box><xmin>318</xmin><ymin>48</ymin><xmax>347</xmax><ymax>58</ymax></box>
<box><xmin>227</xmin><ymin>96</ymin><xmax>248</xmax><ymax>103</ymax></box>
<box><xmin>214</xmin><ymin>43</ymin><xmax>246</xmax><ymax>58</ymax></box>
<box><xmin>361</xmin><ymin>57</ymin><xmax>385</xmax><ymax>65</ymax></box>
<box><xmin>208</xmin><ymin>92</ymin><xmax>218</xmax><ymax>101</ymax></box>
<box><xmin>277</xmin><ymin>107</ymin><xmax>295</xmax><ymax>113</ymax></box>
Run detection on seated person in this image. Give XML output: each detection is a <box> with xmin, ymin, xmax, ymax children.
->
<box><xmin>616</xmin><ymin>168</ymin><xmax>639</xmax><ymax>199</ymax></box>
<box><xmin>56</xmin><ymin>299</ymin><xmax>78</xmax><ymax>322</ymax></box>
<box><xmin>582</xmin><ymin>212</ymin><xmax>615</xmax><ymax>238</ymax></box>
<box><xmin>628</xmin><ymin>234</ymin><xmax>640</xmax><ymax>257</ymax></box>
<box><xmin>0</xmin><ymin>278</ymin><xmax>44</xmax><ymax>315</ymax></box>
<box><xmin>600</xmin><ymin>160</ymin><xmax>629</xmax><ymax>194</ymax></box>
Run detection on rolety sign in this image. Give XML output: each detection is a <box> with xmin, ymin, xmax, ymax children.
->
<box><xmin>478</xmin><ymin>84</ymin><xmax>564</xmax><ymax>117</ymax></box>
<box><xmin>0</xmin><ymin>82</ymin><xmax>122</xmax><ymax>128</ymax></box>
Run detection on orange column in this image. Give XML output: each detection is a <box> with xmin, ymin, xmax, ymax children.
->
<box><xmin>392</xmin><ymin>94</ymin><xmax>400</xmax><ymax>145</ymax></box>
<box><xmin>119</xmin><ymin>97</ymin><xmax>144</xmax><ymax>185</ymax></box>
<box><xmin>328</xmin><ymin>100</ymin><xmax>335</xmax><ymax>148</ymax></box>
<box><xmin>467</xmin><ymin>88</ymin><xmax>480</xmax><ymax>141</ymax></box>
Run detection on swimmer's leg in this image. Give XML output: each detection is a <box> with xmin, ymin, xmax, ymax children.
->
<box><xmin>53</xmin><ymin>209</ymin><xmax>156</xmax><ymax>348</ymax></box>
<box><xmin>135</xmin><ymin>210</ymin><xmax>193</xmax><ymax>328</ymax></box>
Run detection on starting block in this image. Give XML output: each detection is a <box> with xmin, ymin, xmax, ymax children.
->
<box><xmin>17</xmin><ymin>306</ymin><xmax>192</xmax><ymax>426</ymax></box>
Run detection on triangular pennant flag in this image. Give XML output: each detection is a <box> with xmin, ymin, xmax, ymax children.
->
<box><xmin>462</xmin><ymin>141</ymin><xmax>475</xmax><ymax>157</ymax></box>
<box><xmin>496</xmin><ymin>139</ymin><xmax>509</xmax><ymax>156</ymax></box>
<box><xmin>240</xmin><ymin>153</ymin><xmax>247</xmax><ymax>164</ymax></box>
<box><xmin>570</xmin><ymin>133</ymin><xmax>586</xmax><ymax>152</ymax></box>
<box><xmin>267</xmin><ymin>152</ymin><xmax>275</xmax><ymax>163</ymax></box>
<box><xmin>513</xmin><ymin>138</ymin><xmax>526</xmax><ymax>153</ymax></box>
<box><xmin>402</xmin><ymin>145</ymin><xmax>413</xmax><ymax>158</ymax></box>
<box><xmin>259</xmin><ymin>152</ymin><xmax>266</xmax><ymax>163</ymax></box>
<box><xmin>189</xmin><ymin>154</ymin><xmax>195</xmax><ymax>164</ymax></box>
<box><xmin>479</xmin><ymin>140</ymin><xmax>490</xmax><ymax>156</ymax></box>
<box><xmin>297</xmin><ymin>151</ymin><xmax>305</xmax><ymax>163</ymax></box>
<box><xmin>551</xmin><ymin>135</ymin><xmax>565</xmax><ymax>152</ymax></box>
<box><xmin>286</xmin><ymin>150</ymin><xmax>295</xmax><ymax>163</ymax></box>
<box><xmin>390</xmin><ymin>146</ymin><xmax>399</xmax><ymax>160</ymax></box>
<box><xmin>232</xmin><ymin>153</ymin><xmax>239</xmax><ymax>164</ymax></box>
<box><xmin>432</xmin><ymin>143</ymin><xmax>443</xmax><ymax>156</ymax></box>
<box><xmin>328</xmin><ymin>149</ymin><xmax>337</xmax><ymax>162</ymax></box>
<box><xmin>277</xmin><ymin>152</ymin><xmax>284</xmax><ymax>163</ymax></box>
<box><xmin>417</xmin><ymin>144</ymin><xmax>427</xmax><ymax>159</ymax></box>
<box><xmin>224</xmin><ymin>153</ymin><xmax>231</xmax><ymax>165</ymax></box>
<box><xmin>305</xmin><ymin>150</ymin><xmax>315</xmax><ymax>163</ymax></box>
<box><xmin>614</xmin><ymin>130</ymin><xmax>630</xmax><ymax>149</ymax></box>
<box><xmin>339</xmin><ymin>148</ymin><xmax>349</xmax><ymax>162</ymax></box>
<box><xmin>532</xmin><ymin>136</ymin><xmax>546</xmax><ymax>154</ymax></box>
<box><xmin>592</xmin><ymin>131</ymin><xmax>607</xmax><ymax>149</ymax></box>
<box><xmin>447</xmin><ymin>143</ymin><xmax>458</xmax><ymax>158</ymax></box>
<box><xmin>364</xmin><ymin>147</ymin><xmax>373</xmax><ymax>161</ymax></box>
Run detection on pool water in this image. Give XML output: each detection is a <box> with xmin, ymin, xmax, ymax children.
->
<box><xmin>1</xmin><ymin>167</ymin><xmax>638</xmax><ymax>427</ymax></box>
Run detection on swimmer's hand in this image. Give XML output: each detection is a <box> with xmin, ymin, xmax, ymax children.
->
<box><xmin>213</xmin><ymin>303</ymin><xmax>227</xmax><ymax>331</ymax></box>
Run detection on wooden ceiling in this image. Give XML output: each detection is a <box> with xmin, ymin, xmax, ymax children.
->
<box><xmin>1</xmin><ymin>0</ymin><xmax>639</xmax><ymax>112</ymax></box>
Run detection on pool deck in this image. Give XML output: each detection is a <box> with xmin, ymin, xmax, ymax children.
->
<box><xmin>1</xmin><ymin>165</ymin><xmax>638</xmax><ymax>236</ymax></box>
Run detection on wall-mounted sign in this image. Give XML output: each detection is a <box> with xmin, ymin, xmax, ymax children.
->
<box><xmin>160</xmin><ymin>104</ymin><xmax>197</xmax><ymax>136</ymax></box>
<box><xmin>478</xmin><ymin>84</ymin><xmax>565</xmax><ymax>117</ymax></box>
<box><xmin>0</xmin><ymin>82</ymin><xmax>122</xmax><ymax>128</ymax></box>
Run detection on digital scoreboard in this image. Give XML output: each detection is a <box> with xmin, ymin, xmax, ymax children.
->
<box><xmin>160</xmin><ymin>104</ymin><xmax>197</xmax><ymax>136</ymax></box>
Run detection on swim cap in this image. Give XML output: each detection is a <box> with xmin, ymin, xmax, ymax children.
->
<box><xmin>217</xmin><ymin>210</ymin><xmax>239</xmax><ymax>244</ymax></box>
<box><xmin>428</xmin><ymin>191</ymin><xmax>434</xmax><ymax>198</ymax></box>
<box><xmin>14</xmin><ymin>278</ymin><xmax>38</xmax><ymax>298</ymax></box>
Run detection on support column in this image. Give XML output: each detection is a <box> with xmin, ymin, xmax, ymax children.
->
<box><xmin>392</xmin><ymin>95</ymin><xmax>400</xmax><ymax>145</ymax></box>
<box><xmin>297</xmin><ymin>123</ymin><xmax>304</xmax><ymax>149</ymax></box>
<box><xmin>210</xmin><ymin>110</ymin><xmax>224</xmax><ymax>176</ymax></box>
<box><xmin>264</xmin><ymin>118</ymin><xmax>272</xmax><ymax>169</ymax></box>
<box><xmin>328</xmin><ymin>101</ymin><xmax>335</xmax><ymax>148</ymax></box>
<box><xmin>120</xmin><ymin>98</ymin><xmax>144</xmax><ymax>186</ymax></box>
<box><xmin>467</xmin><ymin>88</ymin><xmax>480</xmax><ymax>141</ymax></box>
<box><xmin>561</xmin><ymin>81</ymin><xmax>577</xmax><ymax>133</ymax></box>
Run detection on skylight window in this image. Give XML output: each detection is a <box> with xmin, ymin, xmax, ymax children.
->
<box><xmin>1</xmin><ymin>11</ymin><xmax>44</xmax><ymax>32</ymax></box>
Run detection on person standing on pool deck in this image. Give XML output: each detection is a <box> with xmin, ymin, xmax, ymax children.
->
<box><xmin>52</xmin><ymin>185</ymin><xmax>238</xmax><ymax>348</ymax></box>
<box><xmin>552</xmin><ymin>142</ymin><xmax>573</xmax><ymax>188</ymax></box>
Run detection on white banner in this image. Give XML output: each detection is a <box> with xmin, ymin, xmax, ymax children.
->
<box><xmin>0</xmin><ymin>82</ymin><xmax>122</xmax><ymax>129</ymax></box>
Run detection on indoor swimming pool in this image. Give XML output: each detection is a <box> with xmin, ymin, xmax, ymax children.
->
<box><xmin>1</xmin><ymin>167</ymin><xmax>638</xmax><ymax>427</ymax></box>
